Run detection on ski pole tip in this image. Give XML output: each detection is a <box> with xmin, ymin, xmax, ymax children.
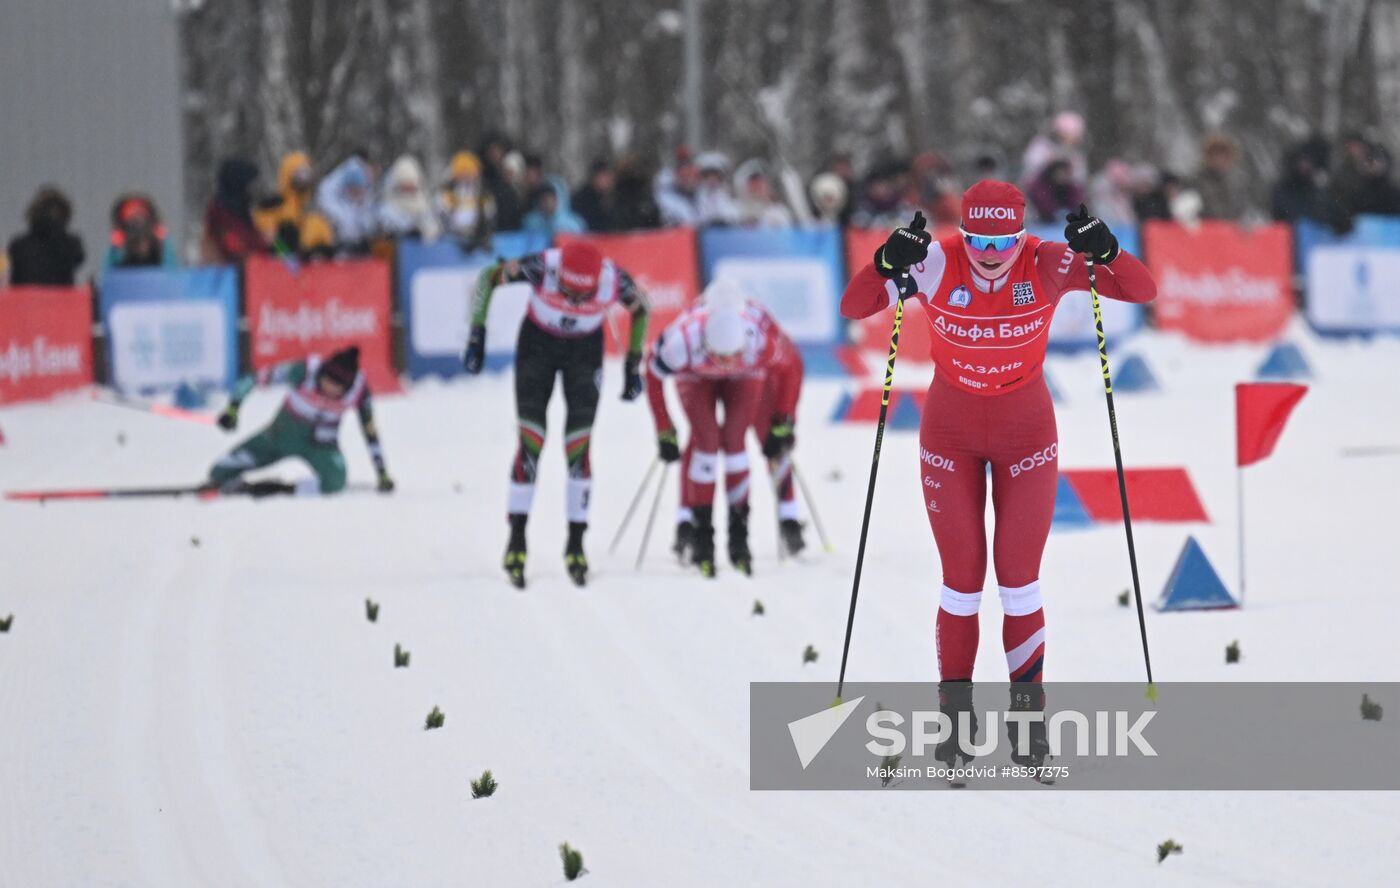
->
<box><xmin>830</xmin><ymin>695</ymin><xmax>842</xmax><ymax>708</ymax></box>
<box><xmin>1145</xmin><ymin>682</ymin><xmax>1159</xmax><ymax>703</ymax></box>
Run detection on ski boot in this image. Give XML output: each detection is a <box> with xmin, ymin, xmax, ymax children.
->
<box><xmin>224</xmin><ymin>479</ymin><xmax>296</xmax><ymax>498</ymax></box>
<box><xmin>1007</xmin><ymin>683</ymin><xmax>1051</xmax><ymax>779</ymax></box>
<box><xmin>691</xmin><ymin>506</ymin><xmax>717</xmax><ymax>578</ymax></box>
<box><xmin>934</xmin><ymin>681</ymin><xmax>978</xmax><ymax>784</ymax></box>
<box><xmin>564</xmin><ymin>521</ymin><xmax>589</xmax><ymax>587</ymax></box>
<box><xmin>778</xmin><ymin>518</ymin><xmax>806</xmax><ymax>556</ymax></box>
<box><xmin>503</xmin><ymin>514</ymin><xmax>528</xmax><ymax>589</ymax></box>
<box><xmin>672</xmin><ymin>520</ymin><xmax>696</xmax><ymax>564</ymax></box>
<box><xmin>728</xmin><ymin>504</ymin><xmax>753</xmax><ymax>576</ymax></box>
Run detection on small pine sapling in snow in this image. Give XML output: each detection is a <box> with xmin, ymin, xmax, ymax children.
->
<box><xmin>0</xmin><ymin>614</ymin><xmax>12</xmax><ymax>633</ymax></box>
<box><xmin>1117</xmin><ymin>590</ymin><xmax>1130</xmax><ymax>607</ymax></box>
<box><xmin>394</xmin><ymin>643</ymin><xmax>410</xmax><ymax>668</ymax></box>
<box><xmin>471</xmin><ymin>770</ymin><xmax>497</xmax><ymax>798</ymax></box>
<box><xmin>365</xmin><ymin>598</ymin><xmax>379</xmax><ymax>622</ymax></box>
<box><xmin>803</xmin><ymin>644</ymin><xmax>818</xmax><ymax>665</ymax></box>
<box><xmin>752</xmin><ymin>599</ymin><xmax>765</xmax><ymax>616</ymax></box>
<box><xmin>190</xmin><ymin>536</ymin><xmax>201</xmax><ymax>548</ymax></box>
<box><xmin>1157</xmin><ymin>839</ymin><xmax>1183</xmax><ymax>863</ymax></box>
<box><xmin>560</xmin><ymin>842</ymin><xmax>586</xmax><ymax>880</ymax></box>
<box><xmin>425</xmin><ymin>705</ymin><xmax>445</xmax><ymax>730</ymax></box>
<box><xmin>1225</xmin><ymin>640</ymin><xmax>1240</xmax><ymax>664</ymax></box>
<box><xmin>1361</xmin><ymin>694</ymin><xmax>1384</xmax><ymax>722</ymax></box>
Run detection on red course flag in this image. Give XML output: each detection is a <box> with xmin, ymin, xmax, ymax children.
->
<box><xmin>1235</xmin><ymin>382</ymin><xmax>1308</xmax><ymax>467</ymax></box>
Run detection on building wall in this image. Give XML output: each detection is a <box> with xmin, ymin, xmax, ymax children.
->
<box><xmin>0</xmin><ymin>0</ymin><xmax>185</xmax><ymax>277</ymax></box>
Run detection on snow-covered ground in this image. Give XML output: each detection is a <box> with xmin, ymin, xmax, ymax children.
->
<box><xmin>3</xmin><ymin>323</ymin><xmax>1399</xmax><ymax>886</ymax></box>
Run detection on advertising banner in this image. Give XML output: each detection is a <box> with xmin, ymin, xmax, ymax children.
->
<box><xmin>0</xmin><ymin>286</ymin><xmax>93</xmax><ymax>404</ymax></box>
<box><xmin>1305</xmin><ymin>245</ymin><xmax>1400</xmax><ymax>334</ymax></box>
<box><xmin>100</xmin><ymin>266</ymin><xmax>238</xmax><ymax>392</ymax></box>
<box><xmin>1144</xmin><ymin>221</ymin><xmax>1294</xmax><ymax>342</ymax></box>
<box><xmin>245</xmin><ymin>256</ymin><xmax>398</xmax><ymax>390</ymax></box>
<box><xmin>701</xmin><ymin>226</ymin><xmax>845</xmax><ymax>344</ymax></box>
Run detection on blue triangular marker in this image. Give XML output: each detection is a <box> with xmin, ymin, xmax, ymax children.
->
<box><xmin>1256</xmin><ymin>342</ymin><xmax>1312</xmax><ymax>380</ymax></box>
<box><xmin>1155</xmin><ymin>536</ymin><xmax>1238</xmax><ymax>611</ymax></box>
<box><xmin>1114</xmin><ymin>354</ymin><xmax>1160</xmax><ymax>393</ymax></box>
<box><xmin>1051</xmin><ymin>474</ymin><xmax>1094</xmax><ymax>528</ymax></box>
<box><xmin>173</xmin><ymin>381</ymin><xmax>207</xmax><ymax>410</ymax></box>
<box><xmin>887</xmin><ymin>391</ymin><xmax>922</xmax><ymax>430</ymax></box>
<box><xmin>829</xmin><ymin>391</ymin><xmax>853</xmax><ymax>423</ymax></box>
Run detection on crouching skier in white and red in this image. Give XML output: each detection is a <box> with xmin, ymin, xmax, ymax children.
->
<box><xmin>463</xmin><ymin>241</ymin><xmax>649</xmax><ymax>588</ymax></box>
<box><xmin>208</xmin><ymin>345</ymin><xmax>395</xmax><ymax>497</ymax></box>
<box><xmin>646</xmin><ymin>280</ymin><xmax>793</xmax><ymax>576</ymax></box>
<box><xmin>841</xmin><ymin>182</ymin><xmax>1156</xmax><ymax>771</ymax></box>
<box><xmin>664</xmin><ymin>284</ymin><xmax>808</xmax><ymax>563</ymax></box>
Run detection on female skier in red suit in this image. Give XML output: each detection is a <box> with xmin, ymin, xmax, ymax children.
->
<box><xmin>840</xmin><ymin>180</ymin><xmax>1156</xmax><ymax>765</ymax></box>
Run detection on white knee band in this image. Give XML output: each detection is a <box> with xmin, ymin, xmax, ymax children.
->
<box><xmin>999</xmin><ymin>580</ymin><xmax>1043</xmax><ymax>616</ymax></box>
<box><xmin>689</xmin><ymin>451</ymin><xmax>719</xmax><ymax>484</ymax></box>
<box><xmin>566</xmin><ymin>477</ymin><xmax>591</xmax><ymax>524</ymax></box>
<box><xmin>724</xmin><ymin>450</ymin><xmax>749</xmax><ymax>473</ymax></box>
<box><xmin>939</xmin><ymin>585</ymin><xmax>983</xmax><ymax>617</ymax></box>
<box><xmin>507</xmin><ymin>481</ymin><xmax>535</xmax><ymax>515</ymax></box>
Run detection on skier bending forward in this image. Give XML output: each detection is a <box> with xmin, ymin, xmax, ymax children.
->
<box><xmin>463</xmin><ymin>241</ymin><xmax>650</xmax><ymax>589</ymax></box>
<box><xmin>210</xmin><ymin>345</ymin><xmax>394</xmax><ymax>496</ymax></box>
<box><xmin>646</xmin><ymin>281</ymin><xmax>800</xmax><ymax>577</ymax></box>
<box><xmin>840</xmin><ymin>180</ymin><xmax>1156</xmax><ymax>766</ymax></box>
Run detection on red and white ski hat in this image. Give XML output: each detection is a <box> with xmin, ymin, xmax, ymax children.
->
<box><xmin>558</xmin><ymin>242</ymin><xmax>604</xmax><ymax>296</ymax></box>
<box><xmin>960</xmin><ymin>179</ymin><xmax>1026</xmax><ymax>236</ymax></box>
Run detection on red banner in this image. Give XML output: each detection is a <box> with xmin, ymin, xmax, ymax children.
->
<box><xmin>0</xmin><ymin>286</ymin><xmax>93</xmax><ymax>404</ymax></box>
<box><xmin>244</xmin><ymin>256</ymin><xmax>398</xmax><ymax>391</ymax></box>
<box><xmin>557</xmin><ymin>228</ymin><xmax>700</xmax><ymax>354</ymax></box>
<box><xmin>845</xmin><ymin>227</ymin><xmax>955</xmax><ymax>367</ymax></box>
<box><xmin>1143</xmin><ymin>221</ymin><xmax>1294</xmax><ymax>342</ymax></box>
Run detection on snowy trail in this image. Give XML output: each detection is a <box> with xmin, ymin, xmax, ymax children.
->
<box><xmin>3</xmin><ymin>327</ymin><xmax>1400</xmax><ymax>885</ymax></box>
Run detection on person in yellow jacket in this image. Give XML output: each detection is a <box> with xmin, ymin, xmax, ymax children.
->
<box><xmin>436</xmin><ymin>150</ymin><xmax>495</xmax><ymax>251</ymax></box>
<box><xmin>255</xmin><ymin>151</ymin><xmax>336</xmax><ymax>259</ymax></box>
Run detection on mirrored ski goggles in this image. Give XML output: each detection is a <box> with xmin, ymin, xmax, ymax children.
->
<box><xmin>960</xmin><ymin>229</ymin><xmax>1025</xmax><ymax>253</ymax></box>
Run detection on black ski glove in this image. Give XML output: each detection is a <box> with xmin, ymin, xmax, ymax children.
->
<box><xmin>217</xmin><ymin>403</ymin><xmax>239</xmax><ymax>431</ymax></box>
<box><xmin>621</xmin><ymin>353</ymin><xmax>644</xmax><ymax>401</ymax></box>
<box><xmin>463</xmin><ymin>324</ymin><xmax>486</xmax><ymax>374</ymax></box>
<box><xmin>874</xmin><ymin>211</ymin><xmax>931</xmax><ymax>278</ymax></box>
<box><xmin>657</xmin><ymin>429</ymin><xmax>680</xmax><ymax>463</ymax></box>
<box><xmin>762</xmin><ymin>416</ymin><xmax>795</xmax><ymax>458</ymax></box>
<box><xmin>1064</xmin><ymin>204</ymin><xmax>1120</xmax><ymax>265</ymax></box>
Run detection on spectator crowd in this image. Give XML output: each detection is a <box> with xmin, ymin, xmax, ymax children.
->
<box><xmin>7</xmin><ymin>114</ymin><xmax>1400</xmax><ymax>284</ymax></box>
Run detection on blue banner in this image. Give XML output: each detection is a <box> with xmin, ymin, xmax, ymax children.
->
<box><xmin>699</xmin><ymin>226</ymin><xmax>846</xmax><ymax>344</ymax></box>
<box><xmin>1295</xmin><ymin>215</ymin><xmax>1400</xmax><ymax>275</ymax></box>
<box><xmin>99</xmin><ymin>266</ymin><xmax>239</xmax><ymax>393</ymax></box>
<box><xmin>396</xmin><ymin>232</ymin><xmax>552</xmax><ymax>377</ymax></box>
<box><xmin>1026</xmin><ymin>223</ymin><xmax>1145</xmax><ymax>350</ymax></box>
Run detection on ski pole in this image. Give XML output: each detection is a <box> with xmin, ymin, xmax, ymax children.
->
<box><xmin>608</xmin><ymin>458</ymin><xmax>661</xmax><ymax>554</ymax></box>
<box><xmin>770</xmin><ymin>453</ymin><xmax>789</xmax><ymax>562</ymax></box>
<box><xmin>1087</xmin><ymin>260</ymin><xmax>1156</xmax><ymax>700</ymax></box>
<box><xmin>835</xmin><ymin>276</ymin><xmax>914</xmax><ymax>704</ymax></box>
<box><xmin>635</xmin><ymin>463</ymin><xmax>672</xmax><ymax>569</ymax></box>
<box><xmin>791</xmin><ymin>460</ymin><xmax>833</xmax><ymax>553</ymax></box>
